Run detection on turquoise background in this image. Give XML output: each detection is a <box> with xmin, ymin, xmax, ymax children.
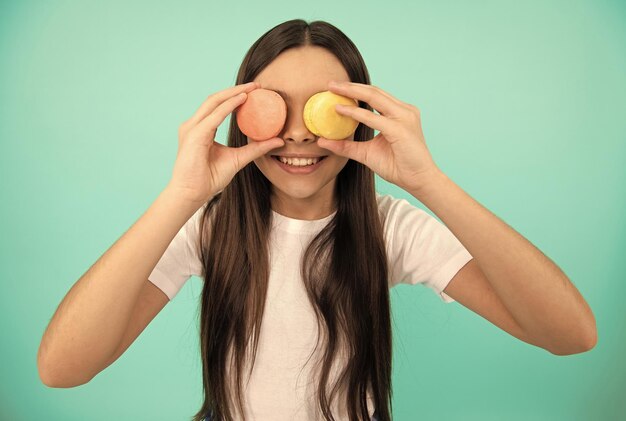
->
<box><xmin>1</xmin><ymin>0</ymin><xmax>624</xmax><ymax>419</ymax></box>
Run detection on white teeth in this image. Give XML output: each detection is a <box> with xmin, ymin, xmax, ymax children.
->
<box><xmin>278</xmin><ymin>156</ymin><xmax>321</xmax><ymax>167</ymax></box>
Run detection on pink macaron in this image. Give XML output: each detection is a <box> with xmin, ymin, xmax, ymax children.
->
<box><xmin>235</xmin><ymin>88</ymin><xmax>287</xmax><ymax>141</ymax></box>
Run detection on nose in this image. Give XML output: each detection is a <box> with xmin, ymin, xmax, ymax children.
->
<box><xmin>281</xmin><ymin>104</ymin><xmax>316</xmax><ymax>144</ymax></box>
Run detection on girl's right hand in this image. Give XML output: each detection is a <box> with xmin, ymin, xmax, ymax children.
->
<box><xmin>166</xmin><ymin>81</ymin><xmax>284</xmax><ymax>205</ymax></box>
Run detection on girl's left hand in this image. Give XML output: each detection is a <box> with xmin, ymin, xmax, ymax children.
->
<box><xmin>317</xmin><ymin>80</ymin><xmax>442</xmax><ymax>193</ymax></box>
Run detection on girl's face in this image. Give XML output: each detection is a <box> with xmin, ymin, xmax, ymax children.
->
<box><xmin>249</xmin><ymin>46</ymin><xmax>353</xmax><ymax>214</ymax></box>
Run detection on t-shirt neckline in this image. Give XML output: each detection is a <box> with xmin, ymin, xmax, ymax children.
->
<box><xmin>270</xmin><ymin>209</ymin><xmax>337</xmax><ymax>233</ymax></box>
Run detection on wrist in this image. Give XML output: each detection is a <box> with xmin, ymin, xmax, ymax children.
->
<box><xmin>405</xmin><ymin>167</ymin><xmax>449</xmax><ymax>200</ymax></box>
<box><xmin>162</xmin><ymin>184</ymin><xmax>212</xmax><ymax>210</ymax></box>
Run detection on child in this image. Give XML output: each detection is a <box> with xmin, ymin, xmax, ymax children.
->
<box><xmin>152</xmin><ymin>19</ymin><xmax>471</xmax><ymax>421</ymax></box>
<box><xmin>39</xmin><ymin>17</ymin><xmax>595</xmax><ymax>421</ymax></box>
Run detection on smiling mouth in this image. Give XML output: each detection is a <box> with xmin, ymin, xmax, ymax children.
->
<box><xmin>271</xmin><ymin>155</ymin><xmax>328</xmax><ymax>167</ymax></box>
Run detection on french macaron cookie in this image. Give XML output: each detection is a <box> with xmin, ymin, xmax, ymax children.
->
<box><xmin>235</xmin><ymin>88</ymin><xmax>287</xmax><ymax>141</ymax></box>
<box><xmin>303</xmin><ymin>91</ymin><xmax>359</xmax><ymax>140</ymax></box>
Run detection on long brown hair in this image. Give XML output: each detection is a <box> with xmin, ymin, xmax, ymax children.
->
<box><xmin>192</xmin><ymin>19</ymin><xmax>392</xmax><ymax>421</ymax></box>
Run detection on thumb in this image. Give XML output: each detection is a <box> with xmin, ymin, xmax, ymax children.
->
<box><xmin>235</xmin><ymin>137</ymin><xmax>285</xmax><ymax>170</ymax></box>
<box><xmin>317</xmin><ymin>137</ymin><xmax>365</xmax><ymax>164</ymax></box>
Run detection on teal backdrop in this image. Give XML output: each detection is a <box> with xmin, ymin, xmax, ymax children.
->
<box><xmin>1</xmin><ymin>0</ymin><xmax>624</xmax><ymax>419</ymax></box>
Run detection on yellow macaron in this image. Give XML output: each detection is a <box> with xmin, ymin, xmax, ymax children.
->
<box><xmin>303</xmin><ymin>91</ymin><xmax>359</xmax><ymax>140</ymax></box>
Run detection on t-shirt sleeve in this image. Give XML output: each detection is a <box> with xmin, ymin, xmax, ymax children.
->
<box><xmin>379</xmin><ymin>193</ymin><xmax>473</xmax><ymax>303</ymax></box>
<box><xmin>147</xmin><ymin>203</ymin><xmax>206</xmax><ymax>301</ymax></box>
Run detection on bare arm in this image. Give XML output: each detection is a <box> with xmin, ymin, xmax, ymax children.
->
<box><xmin>37</xmin><ymin>187</ymin><xmax>206</xmax><ymax>387</ymax></box>
<box><xmin>37</xmin><ymin>80</ymin><xmax>282</xmax><ymax>388</ymax></box>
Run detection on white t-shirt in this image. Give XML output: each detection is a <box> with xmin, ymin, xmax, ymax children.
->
<box><xmin>148</xmin><ymin>192</ymin><xmax>473</xmax><ymax>420</ymax></box>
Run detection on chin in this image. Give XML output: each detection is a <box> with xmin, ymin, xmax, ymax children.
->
<box><xmin>272</xmin><ymin>182</ymin><xmax>327</xmax><ymax>200</ymax></box>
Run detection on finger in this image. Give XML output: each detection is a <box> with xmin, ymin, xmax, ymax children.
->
<box><xmin>317</xmin><ymin>138</ymin><xmax>370</xmax><ymax>165</ymax></box>
<box><xmin>233</xmin><ymin>137</ymin><xmax>285</xmax><ymax>172</ymax></box>
<box><xmin>189</xmin><ymin>91</ymin><xmax>250</xmax><ymax>142</ymax></box>
<box><xmin>334</xmin><ymin>103</ymin><xmax>393</xmax><ymax>134</ymax></box>
<box><xmin>367</xmin><ymin>84</ymin><xmax>410</xmax><ymax>110</ymax></box>
<box><xmin>340</xmin><ymin>81</ymin><xmax>407</xmax><ymax>109</ymax></box>
<box><xmin>188</xmin><ymin>81</ymin><xmax>260</xmax><ymax>126</ymax></box>
<box><xmin>328</xmin><ymin>81</ymin><xmax>407</xmax><ymax>119</ymax></box>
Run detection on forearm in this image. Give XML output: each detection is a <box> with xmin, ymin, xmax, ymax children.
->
<box><xmin>408</xmin><ymin>171</ymin><xmax>596</xmax><ymax>354</ymax></box>
<box><xmin>38</xmin><ymin>187</ymin><xmax>204</xmax><ymax>387</ymax></box>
